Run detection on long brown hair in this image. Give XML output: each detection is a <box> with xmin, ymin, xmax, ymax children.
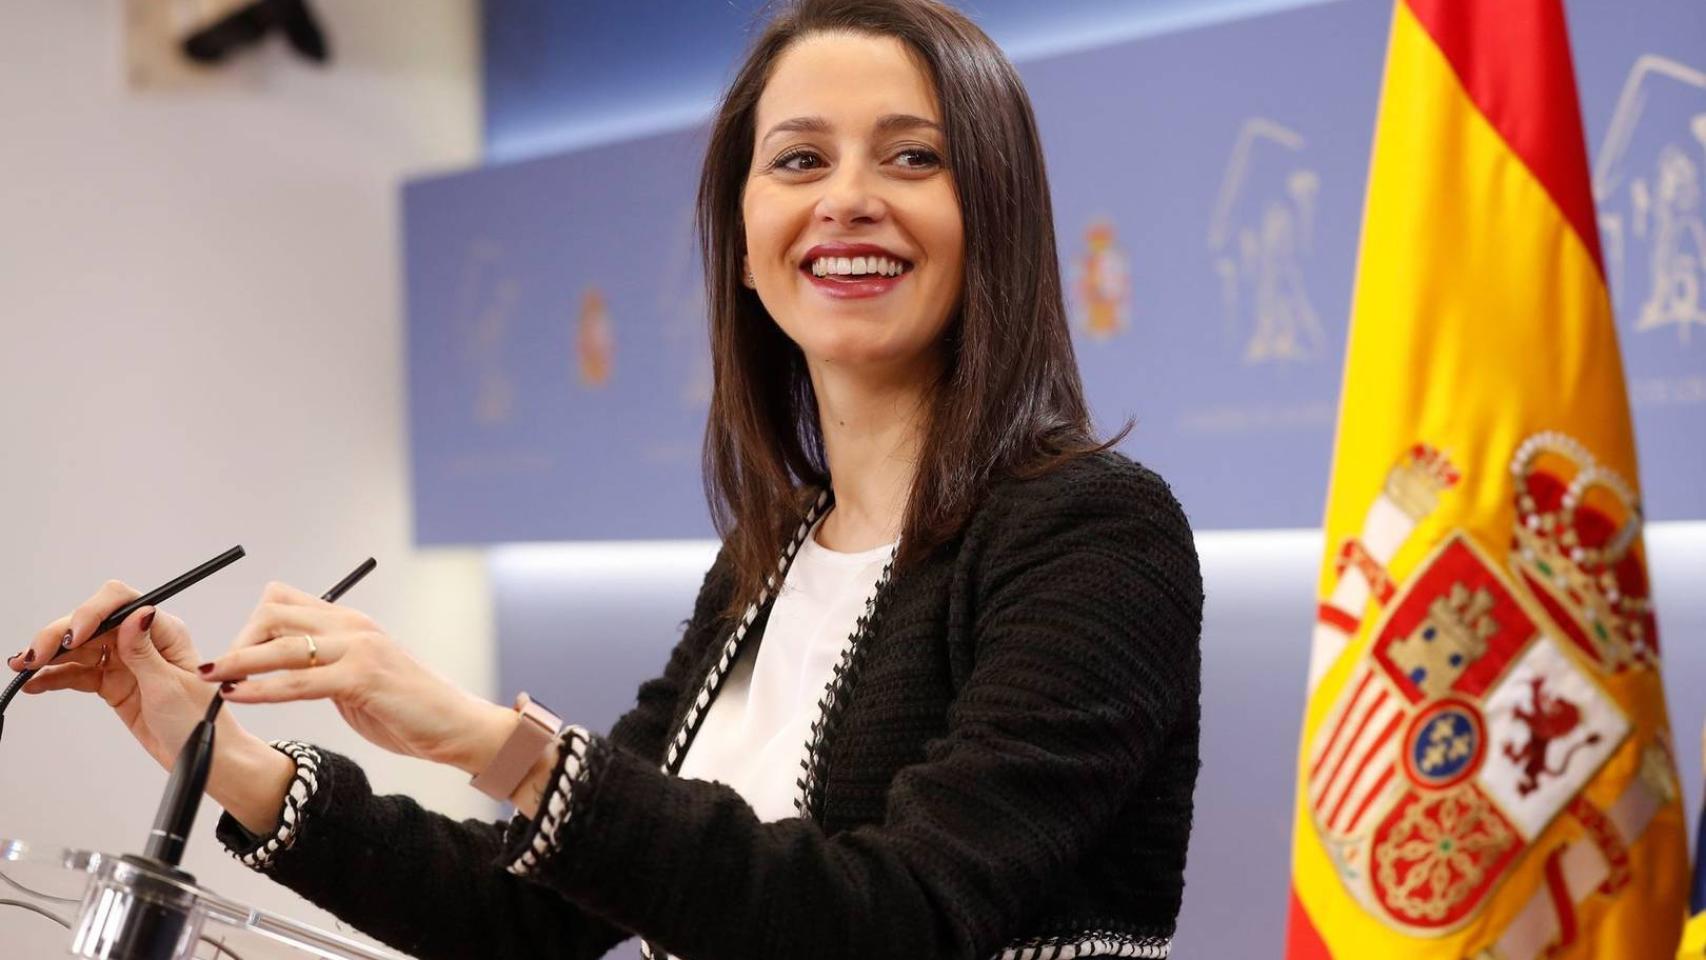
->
<box><xmin>699</xmin><ymin>0</ymin><xmax>1119</xmax><ymax>615</ymax></box>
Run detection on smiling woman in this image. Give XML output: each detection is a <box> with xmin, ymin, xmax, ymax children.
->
<box><xmin>13</xmin><ymin>2</ymin><xmax>1203</xmax><ymax>959</ymax></box>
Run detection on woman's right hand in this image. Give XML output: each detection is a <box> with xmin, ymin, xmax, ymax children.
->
<box><xmin>9</xmin><ymin>580</ymin><xmax>221</xmax><ymax>771</ymax></box>
<box><xmin>9</xmin><ymin>580</ymin><xmax>300</xmax><ymax>837</ymax></box>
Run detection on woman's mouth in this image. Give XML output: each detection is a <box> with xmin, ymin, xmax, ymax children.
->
<box><xmin>800</xmin><ymin>253</ymin><xmax>914</xmax><ymax>300</ymax></box>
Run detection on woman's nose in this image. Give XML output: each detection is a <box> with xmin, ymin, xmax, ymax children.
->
<box><xmin>814</xmin><ymin>165</ymin><xmax>885</xmax><ymax>225</ymax></box>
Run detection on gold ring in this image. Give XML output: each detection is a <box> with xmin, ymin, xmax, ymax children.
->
<box><xmin>303</xmin><ymin>634</ymin><xmax>318</xmax><ymax>669</ymax></box>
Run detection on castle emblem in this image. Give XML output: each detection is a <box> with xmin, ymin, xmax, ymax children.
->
<box><xmin>1385</xmin><ymin>584</ymin><xmax>1498</xmax><ymax>699</ymax></box>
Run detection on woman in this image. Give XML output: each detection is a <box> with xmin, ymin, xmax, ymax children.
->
<box><xmin>12</xmin><ymin>1</ymin><xmax>1202</xmax><ymax>957</ymax></box>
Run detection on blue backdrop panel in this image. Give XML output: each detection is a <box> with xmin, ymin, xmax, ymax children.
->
<box><xmin>1026</xmin><ymin>0</ymin><xmax>1387</xmax><ymax>528</ymax></box>
<box><xmin>1573</xmin><ymin>1</ymin><xmax>1706</xmax><ymax>531</ymax></box>
<box><xmin>404</xmin><ymin>126</ymin><xmax>716</xmax><ymax>542</ymax></box>
<box><xmin>480</xmin><ymin>0</ymin><xmax>1345</xmax><ymax>160</ymax></box>
<box><xmin>406</xmin><ymin>0</ymin><xmax>1706</xmax><ymax>543</ymax></box>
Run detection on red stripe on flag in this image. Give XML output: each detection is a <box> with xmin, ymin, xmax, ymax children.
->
<box><xmin>1320</xmin><ymin>689</ymin><xmax>1387</xmax><ymax>800</ymax></box>
<box><xmin>1343</xmin><ymin>754</ymin><xmax>1398</xmax><ymax>834</ymax></box>
<box><xmin>1543</xmin><ymin>846</ymin><xmax>1579</xmax><ymax>951</ymax></box>
<box><xmin>1325</xmin><ymin>709</ymin><xmax>1402</xmax><ymax>829</ymax></box>
<box><xmin>1285</xmin><ymin>885</ymin><xmax>1334</xmax><ymax>960</ymax></box>
<box><xmin>1309</xmin><ymin>669</ymin><xmax>1374</xmax><ymax>780</ymax></box>
<box><xmin>1316</xmin><ymin>603</ymin><xmax>1361</xmax><ymax>635</ymax></box>
<box><xmin>1403</xmin><ymin>0</ymin><xmax>1604</xmax><ymax>274</ymax></box>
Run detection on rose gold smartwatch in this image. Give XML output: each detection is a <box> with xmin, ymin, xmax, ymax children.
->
<box><xmin>471</xmin><ymin>692</ymin><xmax>564</xmax><ymax>801</ymax></box>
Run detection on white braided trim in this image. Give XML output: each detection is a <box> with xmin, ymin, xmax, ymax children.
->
<box><xmin>506</xmin><ymin>724</ymin><xmax>593</xmax><ymax>878</ymax></box>
<box><xmin>661</xmin><ymin>492</ymin><xmax>828</xmax><ymax>774</ymax></box>
<box><xmin>639</xmin><ymin>495</ymin><xmax>830</xmax><ymax>960</ymax></box>
<box><xmin>232</xmin><ymin>740</ymin><xmax>322</xmax><ymax>871</ymax></box>
<box><xmin>994</xmin><ymin>931</ymin><xmax>1172</xmax><ymax>959</ymax></box>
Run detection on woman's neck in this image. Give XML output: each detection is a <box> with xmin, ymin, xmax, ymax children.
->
<box><xmin>809</xmin><ymin>359</ymin><xmax>934</xmax><ymax>553</ymax></box>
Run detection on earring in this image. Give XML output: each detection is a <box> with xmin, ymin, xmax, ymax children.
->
<box><xmin>744</xmin><ymin>270</ymin><xmax>754</xmax><ymax>286</ymax></box>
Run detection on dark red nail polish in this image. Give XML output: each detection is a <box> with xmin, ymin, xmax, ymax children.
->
<box><xmin>23</xmin><ymin>649</ymin><xmax>36</xmax><ymax>664</ymax></box>
<box><xmin>198</xmin><ymin>663</ymin><xmax>214</xmax><ymax>674</ymax></box>
<box><xmin>140</xmin><ymin>611</ymin><xmax>155</xmax><ymax>631</ymax></box>
<box><xmin>220</xmin><ymin>681</ymin><xmax>236</xmax><ymax>694</ymax></box>
<box><xmin>60</xmin><ymin>630</ymin><xmax>73</xmax><ymax>650</ymax></box>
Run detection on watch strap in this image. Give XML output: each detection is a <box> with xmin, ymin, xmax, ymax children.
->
<box><xmin>471</xmin><ymin>693</ymin><xmax>563</xmax><ymax>801</ymax></box>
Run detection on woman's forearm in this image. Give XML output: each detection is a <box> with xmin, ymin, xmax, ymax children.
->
<box><xmin>209</xmin><ymin>728</ymin><xmax>297</xmax><ymax>835</ymax></box>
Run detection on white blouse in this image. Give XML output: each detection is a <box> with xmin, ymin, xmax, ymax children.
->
<box><xmin>675</xmin><ymin>517</ymin><xmax>895</xmax><ymax>822</ymax></box>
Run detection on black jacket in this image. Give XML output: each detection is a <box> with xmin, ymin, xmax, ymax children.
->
<box><xmin>218</xmin><ymin>451</ymin><xmax>1204</xmax><ymax>960</ymax></box>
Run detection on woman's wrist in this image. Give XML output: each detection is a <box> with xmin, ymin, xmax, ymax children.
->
<box><xmin>211</xmin><ymin>731</ymin><xmax>298</xmax><ymax>836</ymax></box>
<box><xmin>449</xmin><ymin>696</ymin><xmax>565</xmax><ymax>816</ymax></box>
<box><xmin>446</xmin><ymin>697</ymin><xmax>526</xmax><ymax>778</ymax></box>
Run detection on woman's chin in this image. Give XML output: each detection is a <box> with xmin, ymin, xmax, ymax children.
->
<box><xmin>802</xmin><ymin>340</ymin><xmax>941</xmax><ymax>382</ymax></box>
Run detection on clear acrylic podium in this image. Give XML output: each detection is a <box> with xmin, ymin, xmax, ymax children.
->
<box><xmin>1</xmin><ymin>839</ymin><xmax>407</xmax><ymax>960</ymax></box>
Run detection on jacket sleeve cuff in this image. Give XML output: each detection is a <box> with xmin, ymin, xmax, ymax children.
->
<box><xmin>501</xmin><ymin>724</ymin><xmax>597</xmax><ymax>877</ymax></box>
<box><xmin>214</xmin><ymin>740</ymin><xmax>325</xmax><ymax>871</ymax></box>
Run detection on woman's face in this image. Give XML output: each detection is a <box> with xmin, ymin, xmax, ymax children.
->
<box><xmin>742</xmin><ymin>32</ymin><xmax>964</xmax><ymax>380</ymax></box>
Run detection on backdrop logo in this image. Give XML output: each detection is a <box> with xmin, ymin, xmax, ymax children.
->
<box><xmin>1208</xmin><ymin>118</ymin><xmax>1324</xmax><ymax>365</ymax></box>
<box><xmin>1594</xmin><ymin>54</ymin><xmax>1706</xmax><ymax>348</ymax></box>
<box><xmin>1072</xmin><ymin>218</ymin><xmax>1131</xmax><ymax>340</ymax></box>
<box><xmin>455</xmin><ymin>238</ymin><xmax>520</xmax><ymax>425</ymax></box>
<box><xmin>576</xmin><ymin>286</ymin><xmax>614</xmax><ymax>388</ymax></box>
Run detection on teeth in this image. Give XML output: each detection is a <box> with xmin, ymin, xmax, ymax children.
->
<box><xmin>810</xmin><ymin>255</ymin><xmax>907</xmax><ymax>278</ymax></box>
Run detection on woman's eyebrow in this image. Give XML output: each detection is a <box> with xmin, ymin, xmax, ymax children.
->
<box><xmin>872</xmin><ymin>113</ymin><xmax>941</xmax><ymax>136</ymax></box>
<box><xmin>760</xmin><ymin>113</ymin><xmax>942</xmax><ymax>145</ymax></box>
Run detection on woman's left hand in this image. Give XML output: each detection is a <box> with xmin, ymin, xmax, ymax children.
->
<box><xmin>198</xmin><ymin>582</ymin><xmax>511</xmax><ymax>775</ymax></box>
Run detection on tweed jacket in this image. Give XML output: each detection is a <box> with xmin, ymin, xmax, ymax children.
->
<box><xmin>217</xmin><ymin>450</ymin><xmax>1204</xmax><ymax>960</ymax></box>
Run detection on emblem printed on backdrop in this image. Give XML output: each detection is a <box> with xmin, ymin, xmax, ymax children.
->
<box><xmin>1284</xmin><ymin>2</ymin><xmax>1688</xmax><ymax>958</ymax></box>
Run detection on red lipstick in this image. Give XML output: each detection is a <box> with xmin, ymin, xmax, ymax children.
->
<box><xmin>799</xmin><ymin>242</ymin><xmax>913</xmax><ymax>301</ymax></box>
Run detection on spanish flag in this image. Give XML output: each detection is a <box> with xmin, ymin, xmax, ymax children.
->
<box><xmin>1284</xmin><ymin>2</ymin><xmax>1689</xmax><ymax>957</ymax></box>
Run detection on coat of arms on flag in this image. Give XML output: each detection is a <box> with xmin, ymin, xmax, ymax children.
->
<box><xmin>1303</xmin><ymin>439</ymin><xmax>1669</xmax><ymax>942</ymax></box>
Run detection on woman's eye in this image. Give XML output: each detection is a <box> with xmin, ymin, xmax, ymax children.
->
<box><xmin>893</xmin><ymin>147</ymin><xmax>943</xmax><ymax>170</ymax></box>
<box><xmin>774</xmin><ymin>149</ymin><xmax>825</xmax><ymax>172</ymax></box>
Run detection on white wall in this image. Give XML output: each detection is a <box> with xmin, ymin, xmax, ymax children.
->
<box><xmin>0</xmin><ymin>3</ymin><xmax>487</xmax><ymax>956</ymax></box>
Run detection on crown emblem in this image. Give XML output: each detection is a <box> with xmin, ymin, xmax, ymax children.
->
<box><xmin>1384</xmin><ymin>444</ymin><xmax>1462</xmax><ymax>522</ymax></box>
<box><xmin>1508</xmin><ymin>432</ymin><xmax>1655</xmax><ymax>672</ymax></box>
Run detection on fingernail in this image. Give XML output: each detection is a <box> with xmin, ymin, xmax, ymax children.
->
<box><xmin>140</xmin><ymin>610</ymin><xmax>155</xmax><ymax>631</ymax></box>
<box><xmin>198</xmin><ymin>663</ymin><xmax>214</xmax><ymax>674</ymax></box>
<box><xmin>23</xmin><ymin>649</ymin><xmax>36</xmax><ymax>664</ymax></box>
<box><xmin>220</xmin><ymin>681</ymin><xmax>236</xmax><ymax>694</ymax></box>
<box><xmin>60</xmin><ymin>630</ymin><xmax>73</xmax><ymax>650</ymax></box>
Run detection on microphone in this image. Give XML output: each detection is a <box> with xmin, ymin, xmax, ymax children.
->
<box><xmin>70</xmin><ymin>557</ymin><xmax>377</xmax><ymax>960</ymax></box>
